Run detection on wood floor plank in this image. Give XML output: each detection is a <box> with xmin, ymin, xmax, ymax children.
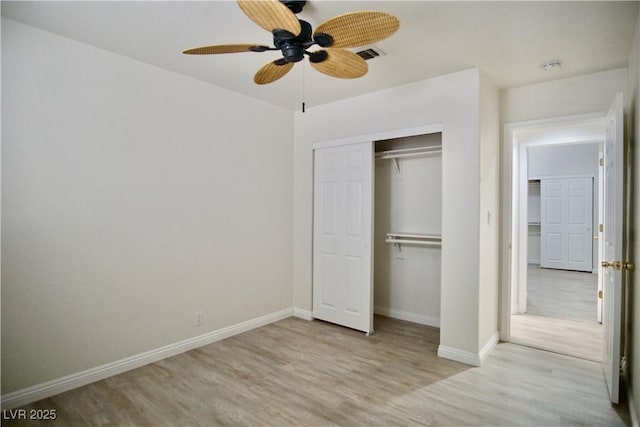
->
<box><xmin>2</xmin><ymin>316</ymin><xmax>629</xmax><ymax>426</ymax></box>
<box><xmin>526</xmin><ymin>266</ymin><xmax>598</xmax><ymax>322</ymax></box>
<box><xmin>511</xmin><ymin>266</ymin><xmax>603</xmax><ymax>362</ymax></box>
<box><xmin>511</xmin><ymin>313</ymin><xmax>603</xmax><ymax>362</ymax></box>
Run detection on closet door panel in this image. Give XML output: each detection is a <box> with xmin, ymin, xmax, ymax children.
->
<box><xmin>313</xmin><ymin>142</ymin><xmax>373</xmax><ymax>333</ymax></box>
<box><xmin>345</xmin><ymin>256</ymin><xmax>363</xmax><ymax>314</ymax></box>
<box><xmin>315</xmin><ymin>152</ymin><xmax>340</xmax><ymax>312</ymax></box>
<box><xmin>316</xmin><ymin>254</ymin><xmax>337</xmax><ymax>310</ymax></box>
<box><xmin>319</xmin><ymin>183</ymin><xmax>337</xmax><ymax>236</ymax></box>
<box><xmin>346</xmin><ymin>181</ymin><xmax>362</xmax><ymax>236</ymax></box>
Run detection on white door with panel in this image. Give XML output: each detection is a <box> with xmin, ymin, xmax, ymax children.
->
<box><xmin>540</xmin><ymin>177</ymin><xmax>593</xmax><ymax>272</ymax></box>
<box><xmin>602</xmin><ymin>93</ymin><xmax>624</xmax><ymax>404</ymax></box>
<box><xmin>313</xmin><ymin>142</ymin><xmax>373</xmax><ymax>334</ymax></box>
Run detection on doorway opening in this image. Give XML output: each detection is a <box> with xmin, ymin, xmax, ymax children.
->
<box><xmin>501</xmin><ymin>114</ymin><xmax>608</xmax><ymax>362</ymax></box>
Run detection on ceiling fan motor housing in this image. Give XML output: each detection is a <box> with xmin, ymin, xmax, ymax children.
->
<box><xmin>280</xmin><ymin>1</ymin><xmax>306</xmax><ymax>14</ymax></box>
<box><xmin>273</xmin><ymin>19</ymin><xmax>314</xmax><ymax>63</ymax></box>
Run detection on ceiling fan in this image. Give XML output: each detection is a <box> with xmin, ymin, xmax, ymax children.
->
<box><xmin>183</xmin><ymin>0</ymin><xmax>400</xmax><ymax>85</ymax></box>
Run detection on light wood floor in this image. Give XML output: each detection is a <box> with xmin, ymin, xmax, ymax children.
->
<box><xmin>511</xmin><ymin>266</ymin><xmax>603</xmax><ymax>361</ymax></box>
<box><xmin>511</xmin><ymin>313</ymin><xmax>603</xmax><ymax>362</ymax></box>
<box><xmin>4</xmin><ymin>316</ymin><xmax>629</xmax><ymax>426</ymax></box>
<box><xmin>526</xmin><ymin>266</ymin><xmax>598</xmax><ymax>322</ymax></box>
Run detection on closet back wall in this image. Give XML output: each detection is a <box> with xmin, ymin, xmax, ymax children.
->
<box><xmin>374</xmin><ymin>134</ymin><xmax>442</xmax><ymax>326</ymax></box>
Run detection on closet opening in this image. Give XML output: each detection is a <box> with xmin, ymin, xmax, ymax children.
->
<box><xmin>373</xmin><ymin>132</ymin><xmax>442</xmax><ymax>335</ymax></box>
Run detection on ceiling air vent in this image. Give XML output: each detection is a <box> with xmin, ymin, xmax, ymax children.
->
<box><xmin>355</xmin><ymin>46</ymin><xmax>386</xmax><ymax>61</ymax></box>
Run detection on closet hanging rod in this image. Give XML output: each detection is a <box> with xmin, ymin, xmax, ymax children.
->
<box><xmin>385</xmin><ymin>238</ymin><xmax>442</xmax><ymax>247</ymax></box>
<box><xmin>386</xmin><ymin>232</ymin><xmax>441</xmax><ymax>240</ymax></box>
<box><xmin>385</xmin><ymin>232</ymin><xmax>442</xmax><ymax>248</ymax></box>
<box><xmin>375</xmin><ymin>146</ymin><xmax>442</xmax><ymax>160</ymax></box>
<box><xmin>376</xmin><ymin>146</ymin><xmax>442</xmax><ymax>155</ymax></box>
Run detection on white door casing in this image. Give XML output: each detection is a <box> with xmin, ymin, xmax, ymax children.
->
<box><xmin>501</xmin><ymin>112</ymin><xmax>610</xmax><ymax>344</ymax></box>
<box><xmin>540</xmin><ymin>177</ymin><xmax>593</xmax><ymax>272</ymax></box>
<box><xmin>602</xmin><ymin>93</ymin><xmax>624</xmax><ymax>404</ymax></box>
<box><xmin>312</xmin><ymin>142</ymin><xmax>374</xmax><ymax>334</ymax></box>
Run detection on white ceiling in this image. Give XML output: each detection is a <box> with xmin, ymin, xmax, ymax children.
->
<box><xmin>2</xmin><ymin>1</ymin><xmax>638</xmax><ymax>111</ymax></box>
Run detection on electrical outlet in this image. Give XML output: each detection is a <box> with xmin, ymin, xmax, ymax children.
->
<box><xmin>195</xmin><ymin>311</ymin><xmax>204</xmax><ymax>326</ymax></box>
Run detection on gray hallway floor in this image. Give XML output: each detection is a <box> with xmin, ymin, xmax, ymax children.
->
<box><xmin>511</xmin><ymin>265</ymin><xmax>602</xmax><ymax>362</ymax></box>
<box><xmin>526</xmin><ymin>266</ymin><xmax>598</xmax><ymax>322</ymax></box>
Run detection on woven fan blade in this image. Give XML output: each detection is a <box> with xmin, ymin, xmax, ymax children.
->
<box><xmin>314</xmin><ymin>11</ymin><xmax>399</xmax><ymax>49</ymax></box>
<box><xmin>183</xmin><ymin>44</ymin><xmax>267</xmax><ymax>55</ymax></box>
<box><xmin>309</xmin><ymin>49</ymin><xmax>367</xmax><ymax>79</ymax></box>
<box><xmin>237</xmin><ymin>0</ymin><xmax>301</xmax><ymax>35</ymax></box>
<box><xmin>254</xmin><ymin>59</ymin><xmax>294</xmax><ymax>84</ymax></box>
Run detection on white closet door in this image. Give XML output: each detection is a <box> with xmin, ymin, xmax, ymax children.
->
<box><xmin>313</xmin><ymin>142</ymin><xmax>373</xmax><ymax>334</ymax></box>
<box><xmin>540</xmin><ymin>177</ymin><xmax>593</xmax><ymax>272</ymax></box>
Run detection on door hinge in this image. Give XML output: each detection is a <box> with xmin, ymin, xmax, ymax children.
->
<box><xmin>599</xmin><ymin>224</ymin><xmax>604</xmax><ymax>233</ymax></box>
<box><xmin>602</xmin><ymin>260</ymin><xmax>635</xmax><ymax>271</ymax></box>
<box><xmin>599</xmin><ymin>290</ymin><xmax>603</xmax><ymax>299</ymax></box>
<box><xmin>600</xmin><ymin>158</ymin><xmax>604</xmax><ymax>167</ymax></box>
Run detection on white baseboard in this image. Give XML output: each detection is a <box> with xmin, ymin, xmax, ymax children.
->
<box><xmin>438</xmin><ymin>332</ymin><xmax>499</xmax><ymax>367</ymax></box>
<box><xmin>478</xmin><ymin>332</ymin><xmax>499</xmax><ymax>364</ymax></box>
<box><xmin>1</xmin><ymin>308</ymin><xmax>293</xmax><ymax>410</ymax></box>
<box><xmin>293</xmin><ymin>307</ymin><xmax>313</xmax><ymax>320</ymax></box>
<box><xmin>438</xmin><ymin>345</ymin><xmax>481</xmax><ymax>366</ymax></box>
<box><xmin>374</xmin><ymin>306</ymin><xmax>440</xmax><ymax>327</ymax></box>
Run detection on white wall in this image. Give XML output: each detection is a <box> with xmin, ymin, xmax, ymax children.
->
<box><xmin>1</xmin><ymin>19</ymin><xmax>293</xmax><ymax>394</ymax></box>
<box><xmin>502</xmin><ymin>68</ymin><xmax>628</xmax><ymax>124</ymax></box>
<box><xmin>294</xmin><ymin>68</ymin><xmax>500</xmax><ymax>361</ymax></box>
<box><xmin>478</xmin><ymin>73</ymin><xmax>501</xmax><ymax>351</ymax></box>
<box><xmin>529</xmin><ymin>144</ymin><xmax>600</xmax><ymax>178</ymax></box>
<box><xmin>373</xmin><ymin>134</ymin><xmax>442</xmax><ymax>326</ymax></box>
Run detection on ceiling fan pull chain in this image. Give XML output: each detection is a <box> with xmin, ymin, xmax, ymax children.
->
<box><xmin>302</xmin><ymin>59</ymin><xmax>306</xmax><ymax>113</ymax></box>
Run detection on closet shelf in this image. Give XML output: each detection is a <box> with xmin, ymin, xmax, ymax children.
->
<box><xmin>375</xmin><ymin>146</ymin><xmax>442</xmax><ymax>177</ymax></box>
<box><xmin>375</xmin><ymin>146</ymin><xmax>442</xmax><ymax>160</ymax></box>
<box><xmin>528</xmin><ymin>222</ymin><xmax>541</xmax><ymax>226</ymax></box>
<box><xmin>386</xmin><ymin>232</ymin><xmax>442</xmax><ymax>247</ymax></box>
